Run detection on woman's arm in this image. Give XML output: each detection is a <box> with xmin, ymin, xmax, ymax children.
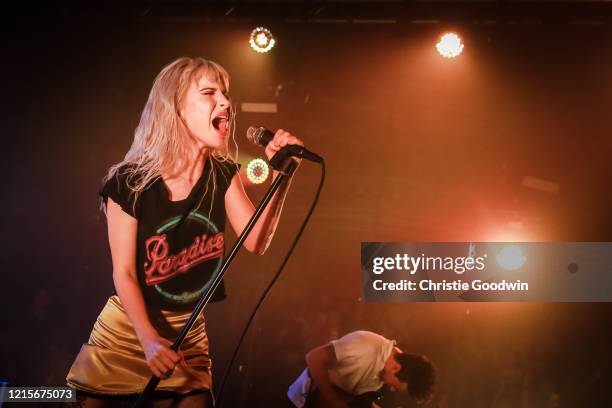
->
<box><xmin>225</xmin><ymin>129</ymin><xmax>302</xmax><ymax>254</ymax></box>
<box><xmin>106</xmin><ymin>197</ymin><xmax>183</xmax><ymax>379</ymax></box>
<box><xmin>224</xmin><ymin>170</ymin><xmax>293</xmax><ymax>254</ymax></box>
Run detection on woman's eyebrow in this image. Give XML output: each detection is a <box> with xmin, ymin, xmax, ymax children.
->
<box><xmin>198</xmin><ymin>86</ymin><xmax>218</xmax><ymax>92</ymax></box>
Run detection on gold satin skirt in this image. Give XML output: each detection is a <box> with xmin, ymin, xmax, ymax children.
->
<box><xmin>66</xmin><ymin>295</ymin><xmax>211</xmax><ymax>396</ymax></box>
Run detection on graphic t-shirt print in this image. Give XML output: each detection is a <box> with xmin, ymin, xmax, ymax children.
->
<box><xmin>143</xmin><ymin>211</ymin><xmax>224</xmax><ymax>304</ymax></box>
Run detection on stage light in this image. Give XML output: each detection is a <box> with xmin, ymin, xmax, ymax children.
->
<box><xmin>496</xmin><ymin>245</ymin><xmax>526</xmax><ymax>271</ymax></box>
<box><xmin>246</xmin><ymin>158</ymin><xmax>270</xmax><ymax>184</ymax></box>
<box><xmin>436</xmin><ymin>32</ymin><xmax>464</xmax><ymax>58</ymax></box>
<box><xmin>249</xmin><ymin>27</ymin><xmax>276</xmax><ymax>53</ymax></box>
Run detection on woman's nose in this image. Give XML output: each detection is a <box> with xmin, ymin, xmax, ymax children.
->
<box><xmin>218</xmin><ymin>93</ymin><xmax>230</xmax><ymax>107</ymax></box>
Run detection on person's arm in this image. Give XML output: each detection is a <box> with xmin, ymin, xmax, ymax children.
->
<box><xmin>225</xmin><ymin>129</ymin><xmax>302</xmax><ymax>254</ymax></box>
<box><xmin>305</xmin><ymin>343</ymin><xmax>350</xmax><ymax>408</ymax></box>
<box><xmin>106</xmin><ymin>197</ymin><xmax>183</xmax><ymax>379</ymax></box>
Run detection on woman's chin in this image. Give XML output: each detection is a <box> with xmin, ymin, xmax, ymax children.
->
<box><xmin>197</xmin><ymin>133</ymin><xmax>228</xmax><ymax>151</ymax></box>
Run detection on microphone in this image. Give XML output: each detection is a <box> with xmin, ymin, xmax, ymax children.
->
<box><xmin>246</xmin><ymin>126</ymin><xmax>323</xmax><ymax>163</ymax></box>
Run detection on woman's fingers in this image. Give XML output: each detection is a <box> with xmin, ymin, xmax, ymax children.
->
<box><xmin>151</xmin><ymin>359</ymin><xmax>166</xmax><ymax>378</ymax></box>
<box><xmin>273</xmin><ymin>129</ymin><xmax>304</xmax><ymax>147</ymax></box>
<box><xmin>144</xmin><ymin>336</ymin><xmax>184</xmax><ymax>378</ymax></box>
<box><xmin>153</xmin><ymin>355</ymin><xmax>176</xmax><ymax>379</ymax></box>
<box><xmin>159</xmin><ymin>352</ymin><xmax>177</xmax><ymax>371</ymax></box>
<box><xmin>178</xmin><ymin>350</ymin><xmax>187</xmax><ymax>366</ymax></box>
<box><xmin>265</xmin><ymin>129</ymin><xmax>305</xmax><ymax>160</ymax></box>
<box><xmin>158</xmin><ymin>338</ymin><xmax>181</xmax><ymax>365</ymax></box>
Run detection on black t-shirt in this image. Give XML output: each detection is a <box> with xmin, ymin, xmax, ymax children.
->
<box><xmin>100</xmin><ymin>158</ymin><xmax>240</xmax><ymax>311</ymax></box>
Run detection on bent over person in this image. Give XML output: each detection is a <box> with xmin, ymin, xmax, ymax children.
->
<box><xmin>288</xmin><ymin>331</ymin><xmax>435</xmax><ymax>408</ymax></box>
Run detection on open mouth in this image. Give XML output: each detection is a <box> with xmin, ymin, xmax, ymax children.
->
<box><xmin>212</xmin><ymin>113</ymin><xmax>229</xmax><ymax>133</ymax></box>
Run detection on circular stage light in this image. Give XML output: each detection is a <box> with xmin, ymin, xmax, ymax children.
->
<box><xmin>246</xmin><ymin>158</ymin><xmax>270</xmax><ymax>184</ymax></box>
<box><xmin>249</xmin><ymin>27</ymin><xmax>276</xmax><ymax>53</ymax></box>
<box><xmin>436</xmin><ymin>32</ymin><xmax>464</xmax><ymax>58</ymax></box>
<box><xmin>496</xmin><ymin>245</ymin><xmax>526</xmax><ymax>271</ymax></box>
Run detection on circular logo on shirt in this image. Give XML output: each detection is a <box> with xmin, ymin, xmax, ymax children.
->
<box><xmin>143</xmin><ymin>211</ymin><xmax>224</xmax><ymax>304</ymax></box>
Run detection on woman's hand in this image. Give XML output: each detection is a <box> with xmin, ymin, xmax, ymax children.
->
<box><xmin>141</xmin><ymin>335</ymin><xmax>185</xmax><ymax>379</ymax></box>
<box><xmin>264</xmin><ymin>129</ymin><xmax>304</xmax><ymax>161</ymax></box>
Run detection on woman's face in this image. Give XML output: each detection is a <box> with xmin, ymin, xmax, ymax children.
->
<box><xmin>180</xmin><ymin>74</ymin><xmax>231</xmax><ymax>150</ymax></box>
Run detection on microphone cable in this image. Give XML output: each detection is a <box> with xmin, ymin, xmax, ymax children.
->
<box><xmin>216</xmin><ymin>160</ymin><xmax>326</xmax><ymax>406</ymax></box>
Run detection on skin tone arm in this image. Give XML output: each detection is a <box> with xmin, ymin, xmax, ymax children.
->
<box><xmin>225</xmin><ymin>129</ymin><xmax>303</xmax><ymax>255</ymax></box>
<box><xmin>106</xmin><ymin>197</ymin><xmax>184</xmax><ymax>379</ymax></box>
<box><xmin>306</xmin><ymin>343</ymin><xmax>350</xmax><ymax>408</ymax></box>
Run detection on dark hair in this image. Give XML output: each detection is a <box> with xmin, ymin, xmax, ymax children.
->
<box><xmin>395</xmin><ymin>353</ymin><xmax>436</xmax><ymax>403</ymax></box>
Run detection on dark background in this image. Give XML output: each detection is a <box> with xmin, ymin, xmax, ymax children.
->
<box><xmin>1</xmin><ymin>1</ymin><xmax>611</xmax><ymax>407</ymax></box>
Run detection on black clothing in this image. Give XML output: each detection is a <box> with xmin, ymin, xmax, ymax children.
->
<box><xmin>100</xmin><ymin>158</ymin><xmax>239</xmax><ymax>310</ymax></box>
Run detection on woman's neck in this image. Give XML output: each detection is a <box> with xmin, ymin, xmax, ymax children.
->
<box><xmin>167</xmin><ymin>148</ymin><xmax>208</xmax><ymax>181</ymax></box>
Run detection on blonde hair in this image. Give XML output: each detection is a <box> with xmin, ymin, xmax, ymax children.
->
<box><xmin>102</xmin><ymin>57</ymin><xmax>238</xmax><ymax>214</ymax></box>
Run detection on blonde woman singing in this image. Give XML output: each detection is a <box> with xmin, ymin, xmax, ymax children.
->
<box><xmin>67</xmin><ymin>57</ymin><xmax>302</xmax><ymax>407</ymax></box>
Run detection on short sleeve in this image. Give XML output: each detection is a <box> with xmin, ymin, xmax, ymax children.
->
<box><xmin>100</xmin><ymin>168</ymin><xmax>140</xmax><ymax>218</ymax></box>
<box><xmin>215</xmin><ymin>159</ymin><xmax>241</xmax><ymax>193</ymax></box>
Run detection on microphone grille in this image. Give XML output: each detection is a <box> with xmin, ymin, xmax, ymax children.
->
<box><xmin>246</xmin><ymin>126</ymin><xmax>264</xmax><ymax>145</ymax></box>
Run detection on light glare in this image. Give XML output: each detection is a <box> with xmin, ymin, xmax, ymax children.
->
<box><xmin>249</xmin><ymin>27</ymin><xmax>276</xmax><ymax>53</ymax></box>
<box><xmin>436</xmin><ymin>32</ymin><xmax>464</xmax><ymax>58</ymax></box>
<box><xmin>246</xmin><ymin>158</ymin><xmax>270</xmax><ymax>184</ymax></box>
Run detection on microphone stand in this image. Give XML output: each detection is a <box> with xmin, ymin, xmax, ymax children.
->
<box><xmin>133</xmin><ymin>155</ymin><xmax>298</xmax><ymax>408</ymax></box>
